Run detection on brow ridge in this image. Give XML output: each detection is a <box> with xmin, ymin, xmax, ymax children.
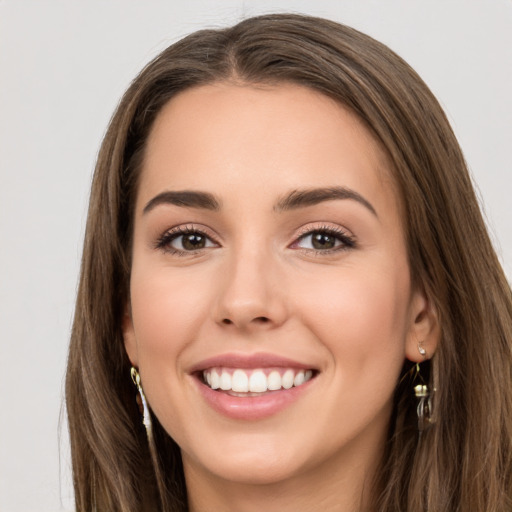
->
<box><xmin>143</xmin><ymin>190</ymin><xmax>221</xmax><ymax>214</ymax></box>
<box><xmin>274</xmin><ymin>186</ymin><xmax>377</xmax><ymax>216</ymax></box>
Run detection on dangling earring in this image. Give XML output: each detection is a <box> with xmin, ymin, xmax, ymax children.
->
<box><xmin>399</xmin><ymin>341</ymin><xmax>436</xmax><ymax>434</ymax></box>
<box><xmin>129</xmin><ymin>369</ymin><xmax>168</xmax><ymax>507</ymax></box>
<box><xmin>412</xmin><ymin>362</ymin><xmax>433</xmax><ymax>432</ymax></box>
<box><xmin>130</xmin><ymin>367</ymin><xmax>153</xmax><ymax>443</ymax></box>
<box><xmin>414</xmin><ymin>374</ymin><xmax>431</xmax><ymax>432</ymax></box>
<box><xmin>414</xmin><ymin>340</ymin><xmax>434</xmax><ymax>431</ymax></box>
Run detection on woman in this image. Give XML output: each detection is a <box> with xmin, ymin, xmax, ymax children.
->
<box><xmin>66</xmin><ymin>13</ymin><xmax>512</xmax><ymax>512</ymax></box>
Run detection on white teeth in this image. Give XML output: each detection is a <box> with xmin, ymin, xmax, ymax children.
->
<box><xmin>249</xmin><ymin>370</ymin><xmax>267</xmax><ymax>392</ymax></box>
<box><xmin>231</xmin><ymin>369</ymin><xmax>249</xmax><ymax>392</ymax></box>
<box><xmin>219</xmin><ymin>371</ymin><xmax>232</xmax><ymax>391</ymax></box>
<box><xmin>210</xmin><ymin>369</ymin><xmax>220</xmax><ymax>390</ymax></box>
<box><xmin>267</xmin><ymin>370</ymin><xmax>282</xmax><ymax>391</ymax></box>
<box><xmin>282</xmin><ymin>369</ymin><xmax>294</xmax><ymax>389</ymax></box>
<box><xmin>293</xmin><ymin>370</ymin><xmax>305</xmax><ymax>387</ymax></box>
<box><xmin>203</xmin><ymin>367</ymin><xmax>315</xmax><ymax>393</ymax></box>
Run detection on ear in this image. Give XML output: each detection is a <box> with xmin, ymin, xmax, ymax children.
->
<box><xmin>122</xmin><ymin>303</ymin><xmax>139</xmax><ymax>367</ymax></box>
<box><xmin>405</xmin><ymin>288</ymin><xmax>440</xmax><ymax>362</ymax></box>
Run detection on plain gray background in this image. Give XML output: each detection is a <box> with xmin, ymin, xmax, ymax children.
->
<box><xmin>1</xmin><ymin>1</ymin><xmax>510</xmax><ymax>510</ymax></box>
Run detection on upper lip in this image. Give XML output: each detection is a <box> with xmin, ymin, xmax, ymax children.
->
<box><xmin>189</xmin><ymin>352</ymin><xmax>317</xmax><ymax>373</ymax></box>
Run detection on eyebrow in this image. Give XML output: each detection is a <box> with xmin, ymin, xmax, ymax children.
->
<box><xmin>142</xmin><ymin>186</ymin><xmax>377</xmax><ymax>217</ymax></box>
<box><xmin>143</xmin><ymin>190</ymin><xmax>221</xmax><ymax>214</ymax></box>
<box><xmin>274</xmin><ymin>186</ymin><xmax>377</xmax><ymax>216</ymax></box>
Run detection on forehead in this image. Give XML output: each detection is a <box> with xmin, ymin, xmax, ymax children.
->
<box><xmin>137</xmin><ymin>82</ymin><xmax>398</xmax><ymax>215</ymax></box>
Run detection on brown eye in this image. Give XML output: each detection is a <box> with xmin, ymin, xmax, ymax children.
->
<box><xmin>294</xmin><ymin>228</ymin><xmax>355</xmax><ymax>252</ymax></box>
<box><xmin>165</xmin><ymin>231</ymin><xmax>216</xmax><ymax>252</ymax></box>
<box><xmin>311</xmin><ymin>232</ymin><xmax>336</xmax><ymax>250</ymax></box>
<box><xmin>181</xmin><ymin>233</ymin><xmax>207</xmax><ymax>250</ymax></box>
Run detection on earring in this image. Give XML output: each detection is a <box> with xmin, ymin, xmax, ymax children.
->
<box><xmin>130</xmin><ymin>368</ymin><xmax>168</xmax><ymax>503</ymax></box>
<box><xmin>412</xmin><ymin>363</ymin><xmax>433</xmax><ymax>432</ymax></box>
<box><xmin>418</xmin><ymin>341</ymin><xmax>427</xmax><ymax>357</ymax></box>
<box><xmin>130</xmin><ymin>367</ymin><xmax>153</xmax><ymax>443</ymax></box>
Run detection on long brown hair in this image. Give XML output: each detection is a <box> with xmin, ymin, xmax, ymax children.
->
<box><xmin>66</xmin><ymin>13</ymin><xmax>512</xmax><ymax>511</ymax></box>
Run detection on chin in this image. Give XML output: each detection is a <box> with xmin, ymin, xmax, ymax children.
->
<box><xmin>182</xmin><ymin>436</ymin><xmax>314</xmax><ymax>486</ymax></box>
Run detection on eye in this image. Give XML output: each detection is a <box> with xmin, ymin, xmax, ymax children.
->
<box><xmin>293</xmin><ymin>227</ymin><xmax>355</xmax><ymax>253</ymax></box>
<box><xmin>171</xmin><ymin>232</ymin><xmax>215</xmax><ymax>251</ymax></box>
<box><xmin>156</xmin><ymin>226</ymin><xmax>218</xmax><ymax>254</ymax></box>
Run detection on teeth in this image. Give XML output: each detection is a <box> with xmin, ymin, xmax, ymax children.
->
<box><xmin>282</xmin><ymin>369</ymin><xmax>294</xmax><ymax>389</ymax></box>
<box><xmin>232</xmin><ymin>369</ymin><xmax>249</xmax><ymax>392</ymax></box>
<box><xmin>267</xmin><ymin>370</ymin><xmax>282</xmax><ymax>391</ymax></box>
<box><xmin>202</xmin><ymin>367</ymin><xmax>314</xmax><ymax>393</ymax></box>
<box><xmin>293</xmin><ymin>371</ymin><xmax>305</xmax><ymax>387</ymax></box>
<box><xmin>210</xmin><ymin>369</ymin><xmax>220</xmax><ymax>390</ymax></box>
<box><xmin>219</xmin><ymin>371</ymin><xmax>232</xmax><ymax>391</ymax></box>
<box><xmin>249</xmin><ymin>370</ymin><xmax>268</xmax><ymax>392</ymax></box>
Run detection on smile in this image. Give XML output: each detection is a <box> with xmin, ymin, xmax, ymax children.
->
<box><xmin>202</xmin><ymin>367</ymin><xmax>315</xmax><ymax>395</ymax></box>
<box><xmin>190</xmin><ymin>353</ymin><xmax>319</xmax><ymax>420</ymax></box>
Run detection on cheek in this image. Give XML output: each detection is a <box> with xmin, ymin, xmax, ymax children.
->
<box><xmin>129</xmin><ymin>267</ymin><xmax>211</xmax><ymax>432</ymax></box>
<box><xmin>294</xmin><ymin>264</ymin><xmax>411</xmax><ymax>433</ymax></box>
<box><xmin>296</xmin><ymin>263</ymin><xmax>411</xmax><ymax>367</ymax></box>
<box><xmin>130</xmin><ymin>265</ymin><xmax>210</xmax><ymax>351</ymax></box>
<box><xmin>128</xmin><ymin>264</ymin><xmax>215</xmax><ymax>423</ymax></box>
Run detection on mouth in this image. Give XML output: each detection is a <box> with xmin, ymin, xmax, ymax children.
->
<box><xmin>200</xmin><ymin>367</ymin><xmax>315</xmax><ymax>396</ymax></box>
<box><xmin>190</xmin><ymin>354</ymin><xmax>319</xmax><ymax>420</ymax></box>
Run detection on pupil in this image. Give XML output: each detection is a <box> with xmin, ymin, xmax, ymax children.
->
<box><xmin>183</xmin><ymin>233</ymin><xmax>205</xmax><ymax>250</ymax></box>
<box><xmin>312</xmin><ymin>232</ymin><xmax>335</xmax><ymax>250</ymax></box>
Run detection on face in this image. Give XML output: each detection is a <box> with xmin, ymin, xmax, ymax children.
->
<box><xmin>124</xmin><ymin>83</ymin><xmax>436</xmax><ymax>490</ymax></box>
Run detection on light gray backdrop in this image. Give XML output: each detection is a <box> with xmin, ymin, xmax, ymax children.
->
<box><xmin>1</xmin><ymin>1</ymin><xmax>510</xmax><ymax>511</ymax></box>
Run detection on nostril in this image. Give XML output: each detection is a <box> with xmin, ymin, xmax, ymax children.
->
<box><xmin>221</xmin><ymin>316</ymin><xmax>270</xmax><ymax>325</ymax></box>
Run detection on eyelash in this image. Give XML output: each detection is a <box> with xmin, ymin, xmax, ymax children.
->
<box><xmin>293</xmin><ymin>225</ymin><xmax>356</xmax><ymax>254</ymax></box>
<box><xmin>154</xmin><ymin>224</ymin><xmax>218</xmax><ymax>256</ymax></box>
<box><xmin>155</xmin><ymin>224</ymin><xmax>356</xmax><ymax>256</ymax></box>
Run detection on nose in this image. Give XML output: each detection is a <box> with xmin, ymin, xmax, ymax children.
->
<box><xmin>213</xmin><ymin>247</ymin><xmax>288</xmax><ymax>331</ymax></box>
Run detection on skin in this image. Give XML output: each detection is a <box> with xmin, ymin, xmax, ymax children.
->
<box><xmin>123</xmin><ymin>83</ymin><xmax>439</xmax><ymax>512</ymax></box>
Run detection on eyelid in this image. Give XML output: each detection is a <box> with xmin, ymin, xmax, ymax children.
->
<box><xmin>290</xmin><ymin>223</ymin><xmax>356</xmax><ymax>252</ymax></box>
<box><xmin>294</xmin><ymin>222</ymin><xmax>353</xmax><ymax>239</ymax></box>
<box><xmin>154</xmin><ymin>223</ymin><xmax>221</xmax><ymax>254</ymax></box>
<box><xmin>153</xmin><ymin>222</ymin><xmax>355</xmax><ymax>255</ymax></box>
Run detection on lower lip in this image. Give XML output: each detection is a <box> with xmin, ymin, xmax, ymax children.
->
<box><xmin>193</xmin><ymin>375</ymin><xmax>315</xmax><ymax>420</ymax></box>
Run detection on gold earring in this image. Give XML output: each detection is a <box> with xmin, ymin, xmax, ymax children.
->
<box><xmin>130</xmin><ymin>367</ymin><xmax>153</xmax><ymax>443</ymax></box>
<box><xmin>412</xmin><ymin>363</ymin><xmax>433</xmax><ymax>432</ymax></box>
